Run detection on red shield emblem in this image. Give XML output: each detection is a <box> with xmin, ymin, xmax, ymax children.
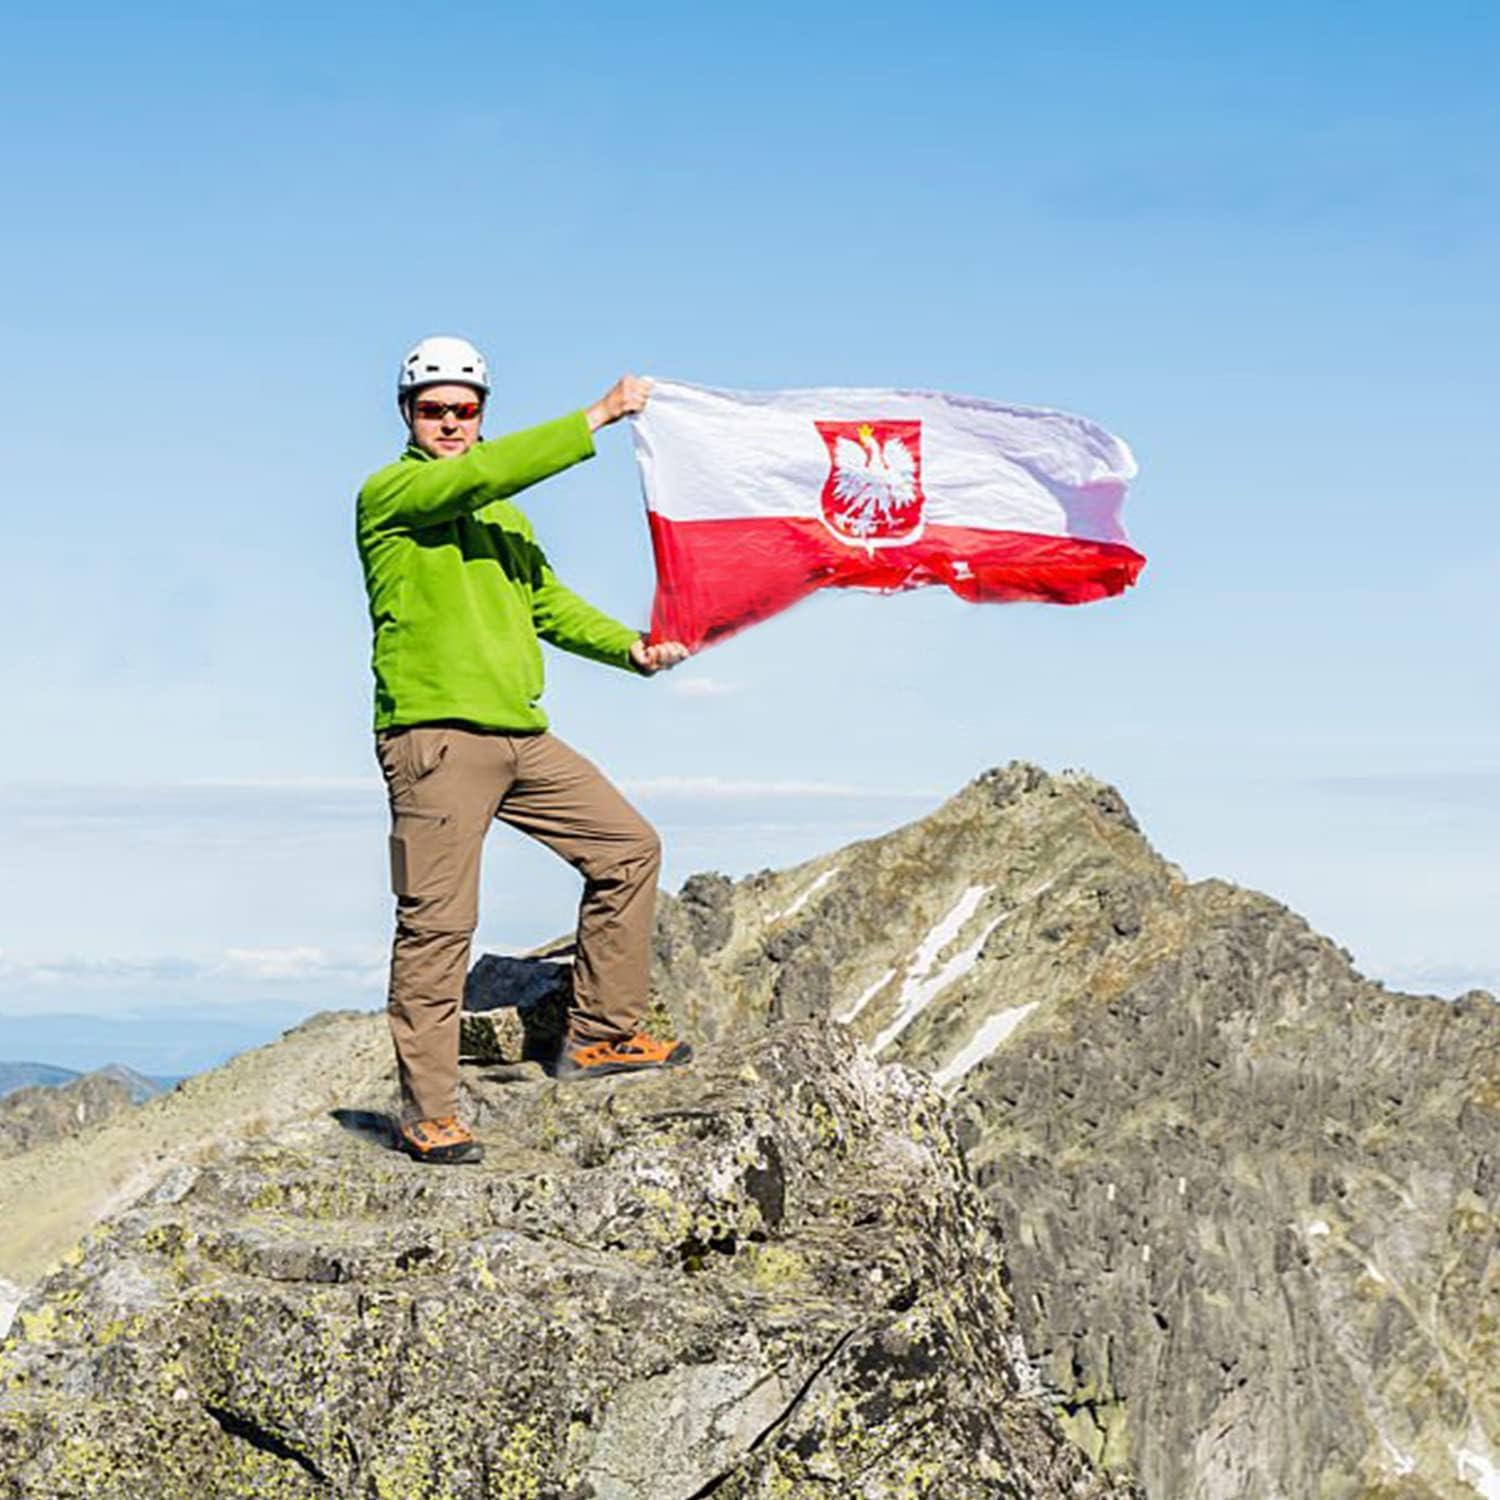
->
<box><xmin>815</xmin><ymin>420</ymin><xmax>925</xmax><ymax>547</ymax></box>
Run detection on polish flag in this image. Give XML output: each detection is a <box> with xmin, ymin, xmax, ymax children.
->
<box><xmin>630</xmin><ymin>379</ymin><xmax>1144</xmax><ymax>653</ymax></box>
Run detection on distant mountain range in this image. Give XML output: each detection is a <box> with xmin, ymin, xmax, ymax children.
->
<box><xmin>0</xmin><ymin>1061</ymin><xmax>79</xmax><ymax>1096</ymax></box>
<box><xmin>0</xmin><ymin>1062</ymin><xmax>178</xmax><ymax>1155</ymax></box>
<box><xmin>0</xmin><ymin>1008</ymin><xmax>297</xmax><ymax>1079</ymax></box>
<box><xmin>0</xmin><ymin>1060</ymin><xmax>178</xmax><ymax>1099</ymax></box>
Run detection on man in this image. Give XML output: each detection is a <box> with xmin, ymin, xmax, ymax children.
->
<box><xmin>356</xmin><ymin>335</ymin><xmax>691</xmax><ymax>1166</ymax></box>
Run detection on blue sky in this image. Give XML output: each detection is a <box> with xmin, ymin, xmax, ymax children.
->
<box><xmin>2</xmin><ymin>2</ymin><xmax>1496</xmax><ymax>1072</ymax></box>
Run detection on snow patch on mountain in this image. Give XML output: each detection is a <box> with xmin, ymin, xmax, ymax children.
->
<box><xmin>1454</xmin><ymin>1440</ymin><xmax>1500</xmax><ymax>1499</ymax></box>
<box><xmin>774</xmin><ymin>867</ymin><xmax>839</xmax><ymax>921</ymax></box>
<box><xmin>875</xmin><ymin>886</ymin><xmax>1000</xmax><ymax>1053</ymax></box>
<box><xmin>934</xmin><ymin>1002</ymin><xmax>1040</xmax><ymax>1090</ymax></box>
<box><xmin>839</xmin><ymin>967</ymin><xmax>896</xmax><ymax>1024</ymax></box>
<box><xmin>0</xmin><ymin>1277</ymin><xmax>21</xmax><ymax>1339</ymax></box>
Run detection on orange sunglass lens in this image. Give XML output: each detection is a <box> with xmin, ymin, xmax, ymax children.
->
<box><xmin>415</xmin><ymin>401</ymin><xmax>481</xmax><ymax>420</ymax></box>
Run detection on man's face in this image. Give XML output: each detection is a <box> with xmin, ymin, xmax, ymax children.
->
<box><xmin>406</xmin><ymin>382</ymin><xmax>485</xmax><ymax>458</ymax></box>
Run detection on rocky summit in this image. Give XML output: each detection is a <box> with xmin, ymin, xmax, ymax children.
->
<box><xmin>1</xmin><ymin>762</ymin><xmax>1494</xmax><ymax>1500</ymax></box>
<box><xmin>0</xmin><ymin>1016</ymin><xmax>1133</xmax><ymax>1499</ymax></box>
<box><xmin>634</xmin><ymin>764</ymin><xmax>1500</xmax><ymax>1500</ymax></box>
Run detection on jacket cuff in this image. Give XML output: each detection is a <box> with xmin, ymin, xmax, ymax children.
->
<box><xmin>572</xmin><ymin>408</ymin><xmax>597</xmax><ymax>460</ymax></box>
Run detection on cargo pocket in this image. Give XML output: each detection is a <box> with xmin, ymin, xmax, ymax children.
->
<box><xmin>388</xmin><ymin>808</ymin><xmax>455</xmax><ymax>904</ymax></box>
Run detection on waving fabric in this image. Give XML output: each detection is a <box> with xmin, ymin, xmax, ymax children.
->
<box><xmin>630</xmin><ymin>378</ymin><xmax>1144</xmax><ymax>652</ymax></box>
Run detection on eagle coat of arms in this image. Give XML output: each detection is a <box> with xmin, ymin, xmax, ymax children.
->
<box><xmin>814</xmin><ymin>419</ymin><xmax>925</xmax><ymax>548</ymax></box>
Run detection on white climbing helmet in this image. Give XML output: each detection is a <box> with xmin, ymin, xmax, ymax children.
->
<box><xmin>397</xmin><ymin>335</ymin><xmax>490</xmax><ymax>398</ymax></box>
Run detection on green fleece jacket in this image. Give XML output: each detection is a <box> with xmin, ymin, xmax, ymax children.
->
<box><xmin>356</xmin><ymin>410</ymin><xmax>640</xmax><ymax>732</ymax></box>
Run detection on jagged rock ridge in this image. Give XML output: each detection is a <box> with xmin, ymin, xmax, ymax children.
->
<box><xmin>2</xmin><ymin>762</ymin><xmax>1494</xmax><ymax>1499</ymax></box>
<box><xmin>630</xmin><ymin>763</ymin><xmax>1499</xmax><ymax>1500</ymax></box>
<box><xmin>0</xmin><ymin>1018</ymin><xmax>1135</xmax><ymax>1499</ymax></box>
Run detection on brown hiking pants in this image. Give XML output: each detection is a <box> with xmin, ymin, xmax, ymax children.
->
<box><xmin>375</xmin><ymin>725</ymin><xmax>660</xmax><ymax>1120</ymax></box>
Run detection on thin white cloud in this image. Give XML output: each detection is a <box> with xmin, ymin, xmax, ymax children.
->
<box><xmin>180</xmin><ymin>776</ymin><xmax>382</xmax><ymax>791</ymax></box>
<box><xmin>0</xmin><ymin>946</ymin><xmax>387</xmax><ymax>1002</ymax></box>
<box><xmin>1377</xmin><ymin>963</ymin><xmax>1499</xmax><ymax>999</ymax></box>
<box><xmin>220</xmin><ymin>946</ymin><xmax>382</xmax><ymax>982</ymax></box>
<box><xmin>0</xmin><ymin>953</ymin><xmax>195</xmax><ymax>987</ymax></box>
<box><xmin>1312</xmin><ymin>770</ymin><xmax>1500</xmax><ymax>809</ymax></box>
<box><xmin>670</xmin><ymin>676</ymin><xmax>740</xmax><ymax>699</ymax></box>
<box><xmin>621</xmin><ymin>775</ymin><xmax>938</xmax><ymax>801</ymax></box>
<box><xmin>2</xmin><ymin>773</ymin><xmax>942</xmax><ymax>802</ymax></box>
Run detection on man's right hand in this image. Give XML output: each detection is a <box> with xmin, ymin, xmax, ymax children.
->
<box><xmin>586</xmin><ymin>374</ymin><xmax>652</xmax><ymax>432</ymax></box>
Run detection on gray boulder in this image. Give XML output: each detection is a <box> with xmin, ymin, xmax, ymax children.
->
<box><xmin>0</xmin><ymin>1018</ymin><xmax>1135</xmax><ymax>1499</ymax></box>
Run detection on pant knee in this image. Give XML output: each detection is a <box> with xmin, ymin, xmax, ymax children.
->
<box><xmin>635</xmin><ymin>825</ymin><xmax>662</xmax><ymax>872</ymax></box>
<box><xmin>389</xmin><ymin>924</ymin><xmax>473</xmax><ymax>995</ymax></box>
<box><xmin>625</xmin><ymin>823</ymin><xmax>662</xmax><ymax>882</ymax></box>
<box><xmin>585</xmin><ymin>824</ymin><xmax>660</xmax><ymax>891</ymax></box>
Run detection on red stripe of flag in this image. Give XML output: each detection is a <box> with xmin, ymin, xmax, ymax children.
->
<box><xmin>648</xmin><ymin>514</ymin><xmax>1146</xmax><ymax>652</ymax></box>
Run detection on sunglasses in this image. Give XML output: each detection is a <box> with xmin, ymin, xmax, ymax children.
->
<box><xmin>413</xmin><ymin>399</ymin><xmax>483</xmax><ymax>421</ymax></box>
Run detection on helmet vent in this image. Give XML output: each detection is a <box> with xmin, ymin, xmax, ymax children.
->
<box><xmin>398</xmin><ymin>336</ymin><xmax>491</xmax><ymax>396</ymax></box>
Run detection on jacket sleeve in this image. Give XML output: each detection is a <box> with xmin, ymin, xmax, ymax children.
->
<box><xmin>358</xmin><ymin>411</ymin><xmax>595</xmax><ymax>534</ymax></box>
<box><xmin>530</xmin><ymin>552</ymin><xmax>642</xmax><ymax>672</ymax></box>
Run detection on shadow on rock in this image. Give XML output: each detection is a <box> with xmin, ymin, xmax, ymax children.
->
<box><xmin>328</xmin><ymin>1108</ymin><xmax>398</xmax><ymax>1150</ymax></box>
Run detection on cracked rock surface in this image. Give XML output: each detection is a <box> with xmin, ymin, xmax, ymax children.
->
<box><xmin>6</xmin><ymin>761</ymin><xmax>1491</xmax><ymax>1499</ymax></box>
<box><xmin>0</xmin><ymin>1021</ymin><xmax>1134</xmax><ymax>1499</ymax></box>
<box><xmin>644</xmin><ymin>763</ymin><xmax>1500</xmax><ymax>1500</ymax></box>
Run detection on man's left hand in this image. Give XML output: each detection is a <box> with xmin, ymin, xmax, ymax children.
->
<box><xmin>631</xmin><ymin>638</ymin><xmax>689</xmax><ymax>674</ymax></box>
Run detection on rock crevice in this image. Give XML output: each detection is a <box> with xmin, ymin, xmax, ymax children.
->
<box><xmin>0</xmin><ymin>1022</ymin><xmax>1135</xmax><ymax>1499</ymax></box>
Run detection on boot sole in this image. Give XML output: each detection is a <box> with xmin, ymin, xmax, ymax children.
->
<box><xmin>397</xmin><ymin>1140</ymin><xmax>485</xmax><ymax>1165</ymax></box>
<box><xmin>554</xmin><ymin>1045</ymin><xmax>694</xmax><ymax>1082</ymax></box>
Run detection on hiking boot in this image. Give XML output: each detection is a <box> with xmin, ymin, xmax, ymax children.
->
<box><xmin>397</xmin><ymin>1115</ymin><xmax>485</xmax><ymax>1165</ymax></box>
<box><xmin>554</xmin><ymin>1029</ymin><xmax>694</xmax><ymax>1081</ymax></box>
